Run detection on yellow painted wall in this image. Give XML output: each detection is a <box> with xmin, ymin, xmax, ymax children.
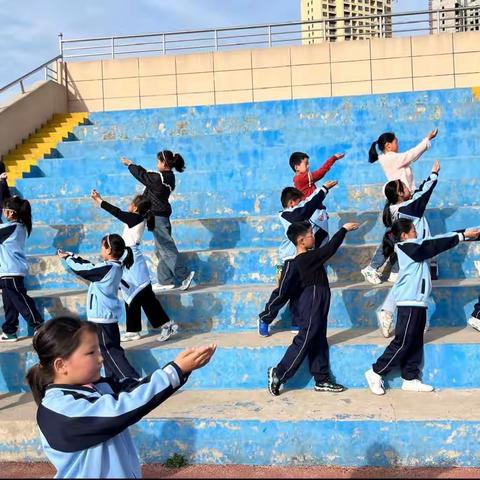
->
<box><xmin>64</xmin><ymin>31</ymin><xmax>480</xmax><ymax>112</ymax></box>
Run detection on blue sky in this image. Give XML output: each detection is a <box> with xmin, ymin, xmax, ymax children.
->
<box><xmin>0</xmin><ymin>0</ymin><xmax>427</xmax><ymax>87</ymax></box>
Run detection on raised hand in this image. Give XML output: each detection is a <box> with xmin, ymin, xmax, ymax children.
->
<box><xmin>324</xmin><ymin>180</ymin><xmax>338</xmax><ymax>190</ymax></box>
<box><xmin>174</xmin><ymin>344</ymin><xmax>217</xmax><ymax>374</ymax></box>
<box><xmin>431</xmin><ymin>160</ymin><xmax>440</xmax><ymax>174</ymax></box>
<box><xmin>343</xmin><ymin>222</ymin><xmax>360</xmax><ymax>232</ymax></box>
<box><xmin>121</xmin><ymin>156</ymin><xmax>132</xmax><ymax>167</ymax></box>
<box><xmin>56</xmin><ymin>249</ymin><xmax>70</xmax><ymax>259</ymax></box>
<box><xmin>427</xmin><ymin>128</ymin><xmax>438</xmax><ymax>140</ymax></box>
<box><xmin>333</xmin><ymin>153</ymin><xmax>345</xmax><ymax>160</ymax></box>
<box><xmin>0</xmin><ymin>172</ymin><xmax>7</xmax><ymax>180</ymax></box>
<box><xmin>91</xmin><ymin>189</ymin><xmax>102</xmax><ymax>204</ymax></box>
<box><xmin>464</xmin><ymin>228</ymin><xmax>480</xmax><ymax>240</ymax></box>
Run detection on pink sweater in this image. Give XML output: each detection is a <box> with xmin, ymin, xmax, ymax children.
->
<box><xmin>378</xmin><ymin>137</ymin><xmax>431</xmax><ymax>191</ymax></box>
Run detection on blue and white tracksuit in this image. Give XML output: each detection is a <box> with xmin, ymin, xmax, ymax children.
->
<box><xmin>278</xmin><ymin>185</ymin><xmax>330</xmax><ymax>263</ymax></box>
<box><xmin>372</xmin><ymin>231</ymin><xmax>466</xmax><ymax>380</ymax></box>
<box><xmin>380</xmin><ymin>172</ymin><xmax>439</xmax><ymax>314</ymax></box>
<box><xmin>37</xmin><ymin>362</ymin><xmax>187</xmax><ymax>478</ymax></box>
<box><xmin>100</xmin><ymin>201</ymin><xmax>170</xmax><ymax>333</ymax></box>
<box><xmin>63</xmin><ymin>255</ymin><xmax>139</xmax><ymax>380</ymax></box>
<box><xmin>0</xmin><ymin>221</ymin><xmax>42</xmax><ymax>334</ymax></box>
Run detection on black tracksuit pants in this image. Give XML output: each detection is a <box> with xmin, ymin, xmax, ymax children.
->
<box><xmin>0</xmin><ymin>276</ymin><xmax>43</xmax><ymax>335</ymax></box>
<box><xmin>372</xmin><ymin>306</ymin><xmax>426</xmax><ymax>381</ymax></box>
<box><xmin>276</xmin><ymin>285</ymin><xmax>331</xmax><ymax>384</ymax></box>
<box><xmin>126</xmin><ymin>284</ymin><xmax>170</xmax><ymax>332</ymax></box>
<box><xmin>471</xmin><ymin>298</ymin><xmax>480</xmax><ymax>319</ymax></box>
<box><xmin>96</xmin><ymin>323</ymin><xmax>139</xmax><ymax>380</ymax></box>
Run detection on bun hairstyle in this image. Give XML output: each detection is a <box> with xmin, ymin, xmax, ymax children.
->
<box><xmin>368</xmin><ymin>132</ymin><xmax>396</xmax><ymax>163</ymax></box>
<box><xmin>3</xmin><ymin>196</ymin><xmax>33</xmax><ymax>236</ymax></box>
<box><xmin>157</xmin><ymin>150</ymin><xmax>185</xmax><ymax>173</ymax></box>
<box><xmin>382</xmin><ymin>179</ymin><xmax>404</xmax><ymax>228</ymax></box>
<box><xmin>26</xmin><ymin>316</ymin><xmax>98</xmax><ymax>405</ymax></box>
<box><xmin>132</xmin><ymin>195</ymin><xmax>155</xmax><ymax>231</ymax></box>
<box><xmin>382</xmin><ymin>218</ymin><xmax>414</xmax><ymax>259</ymax></box>
<box><xmin>102</xmin><ymin>234</ymin><xmax>134</xmax><ymax>269</ymax></box>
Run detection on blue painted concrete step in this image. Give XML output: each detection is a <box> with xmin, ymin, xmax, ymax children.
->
<box><xmin>20</xmin><ymin>241</ymin><xmax>480</xmax><ymax>291</ymax></box>
<box><xmin>5</xmin><ymin>278</ymin><xmax>480</xmax><ymax>338</ymax></box>
<box><xmin>26</xmin><ymin>205</ymin><xmax>480</xmax><ymax>255</ymax></box>
<box><xmin>4</xmin><ymin>389</ymin><xmax>480</xmax><ymax>466</ymax></box>
<box><xmin>2</xmin><ymin>328</ymin><xmax>480</xmax><ymax>393</ymax></box>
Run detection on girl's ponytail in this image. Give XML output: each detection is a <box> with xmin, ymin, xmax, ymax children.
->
<box><xmin>382</xmin><ymin>180</ymin><xmax>401</xmax><ymax>228</ymax></box>
<box><xmin>122</xmin><ymin>246</ymin><xmax>134</xmax><ymax>269</ymax></box>
<box><xmin>157</xmin><ymin>150</ymin><xmax>186</xmax><ymax>173</ymax></box>
<box><xmin>26</xmin><ymin>363</ymin><xmax>53</xmax><ymax>406</ymax></box>
<box><xmin>3</xmin><ymin>196</ymin><xmax>33</xmax><ymax>236</ymax></box>
<box><xmin>368</xmin><ymin>141</ymin><xmax>379</xmax><ymax>163</ymax></box>
<box><xmin>382</xmin><ymin>218</ymin><xmax>414</xmax><ymax>259</ymax></box>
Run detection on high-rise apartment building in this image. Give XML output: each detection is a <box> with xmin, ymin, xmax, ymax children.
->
<box><xmin>429</xmin><ymin>0</ymin><xmax>480</xmax><ymax>33</ymax></box>
<box><xmin>301</xmin><ymin>0</ymin><xmax>392</xmax><ymax>44</ymax></box>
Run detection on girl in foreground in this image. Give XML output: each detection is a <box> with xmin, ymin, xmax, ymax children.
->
<box><xmin>27</xmin><ymin>316</ymin><xmax>216</xmax><ymax>479</ymax></box>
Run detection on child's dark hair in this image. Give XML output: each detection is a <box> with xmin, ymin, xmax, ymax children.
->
<box><xmin>3</xmin><ymin>196</ymin><xmax>32</xmax><ymax>236</ymax></box>
<box><xmin>382</xmin><ymin>218</ymin><xmax>414</xmax><ymax>259</ymax></box>
<box><xmin>0</xmin><ymin>159</ymin><xmax>5</xmax><ymax>175</ymax></box>
<box><xmin>102</xmin><ymin>234</ymin><xmax>134</xmax><ymax>269</ymax></box>
<box><xmin>281</xmin><ymin>187</ymin><xmax>303</xmax><ymax>208</ymax></box>
<box><xmin>132</xmin><ymin>194</ymin><xmax>155</xmax><ymax>231</ymax></box>
<box><xmin>287</xmin><ymin>221</ymin><xmax>311</xmax><ymax>246</ymax></box>
<box><xmin>26</xmin><ymin>316</ymin><xmax>98</xmax><ymax>405</ymax></box>
<box><xmin>289</xmin><ymin>152</ymin><xmax>309</xmax><ymax>172</ymax></box>
<box><xmin>369</xmin><ymin>132</ymin><xmax>396</xmax><ymax>163</ymax></box>
<box><xmin>157</xmin><ymin>150</ymin><xmax>185</xmax><ymax>173</ymax></box>
<box><xmin>382</xmin><ymin>179</ymin><xmax>404</xmax><ymax>228</ymax></box>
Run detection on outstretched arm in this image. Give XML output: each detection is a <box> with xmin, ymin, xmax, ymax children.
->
<box><xmin>394</xmin><ymin>130</ymin><xmax>436</xmax><ymax>168</ymax></box>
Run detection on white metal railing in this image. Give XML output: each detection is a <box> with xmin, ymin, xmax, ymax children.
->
<box><xmin>0</xmin><ymin>55</ymin><xmax>62</xmax><ymax>106</ymax></box>
<box><xmin>59</xmin><ymin>5</ymin><xmax>480</xmax><ymax>61</ymax></box>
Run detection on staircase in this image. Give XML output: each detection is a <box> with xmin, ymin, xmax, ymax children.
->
<box><xmin>1</xmin><ymin>87</ymin><xmax>480</xmax><ymax>466</ymax></box>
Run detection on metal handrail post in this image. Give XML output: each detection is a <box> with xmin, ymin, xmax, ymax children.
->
<box><xmin>111</xmin><ymin>37</ymin><xmax>115</xmax><ymax>58</ymax></box>
<box><xmin>214</xmin><ymin>29</ymin><xmax>218</xmax><ymax>50</ymax></box>
<box><xmin>20</xmin><ymin>80</ymin><xmax>25</xmax><ymax>94</ymax></box>
<box><xmin>436</xmin><ymin>9</ymin><xmax>440</xmax><ymax>33</ymax></box>
<box><xmin>58</xmin><ymin>33</ymin><xmax>63</xmax><ymax>56</ymax></box>
<box><xmin>268</xmin><ymin>25</ymin><xmax>272</xmax><ymax>47</ymax></box>
<box><xmin>162</xmin><ymin>33</ymin><xmax>166</xmax><ymax>54</ymax></box>
<box><xmin>323</xmin><ymin>19</ymin><xmax>326</xmax><ymax>42</ymax></box>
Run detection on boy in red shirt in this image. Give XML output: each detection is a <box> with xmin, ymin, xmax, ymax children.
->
<box><xmin>290</xmin><ymin>151</ymin><xmax>344</xmax><ymax>199</ymax></box>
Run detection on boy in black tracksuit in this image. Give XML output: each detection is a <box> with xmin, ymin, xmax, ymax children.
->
<box><xmin>267</xmin><ymin>220</ymin><xmax>359</xmax><ymax>396</ymax></box>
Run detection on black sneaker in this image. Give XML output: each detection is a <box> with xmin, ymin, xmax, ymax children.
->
<box><xmin>314</xmin><ymin>379</ymin><xmax>345</xmax><ymax>393</ymax></box>
<box><xmin>268</xmin><ymin>367</ymin><xmax>282</xmax><ymax>396</ymax></box>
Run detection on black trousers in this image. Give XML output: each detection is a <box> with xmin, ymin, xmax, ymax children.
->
<box><xmin>471</xmin><ymin>297</ymin><xmax>480</xmax><ymax>319</ymax></box>
<box><xmin>126</xmin><ymin>284</ymin><xmax>170</xmax><ymax>332</ymax></box>
<box><xmin>96</xmin><ymin>323</ymin><xmax>139</xmax><ymax>380</ymax></box>
<box><xmin>276</xmin><ymin>286</ymin><xmax>331</xmax><ymax>384</ymax></box>
<box><xmin>0</xmin><ymin>276</ymin><xmax>43</xmax><ymax>335</ymax></box>
<box><xmin>372</xmin><ymin>306</ymin><xmax>426</xmax><ymax>381</ymax></box>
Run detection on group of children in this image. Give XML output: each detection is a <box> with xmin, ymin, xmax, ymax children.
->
<box><xmin>259</xmin><ymin>129</ymin><xmax>480</xmax><ymax>397</ymax></box>
<box><xmin>0</xmin><ymin>127</ymin><xmax>478</xmax><ymax>477</ymax></box>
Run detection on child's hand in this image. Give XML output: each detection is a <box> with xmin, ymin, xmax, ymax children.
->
<box><xmin>57</xmin><ymin>249</ymin><xmax>70</xmax><ymax>259</ymax></box>
<box><xmin>333</xmin><ymin>153</ymin><xmax>345</xmax><ymax>160</ymax></box>
<box><xmin>91</xmin><ymin>189</ymin><xmax>102</xmax><ymax>204</ymax></box>
<box><xmin>432</xmin><ymin>160</ymin><xmax>440</xmax><ymax>174</ymax></box>
<box><xmin>343</xmin><ymin>222</ymin><xmax>360</xmax><ymax>232</ymax></box>
<box><xmin>121</xmin><ymin>156</ymin><xmax>132</xmax><ymax>167</ymax></box>
<box><xmin>174</xmin><ymin>344</ymin><xmax>217</xmax><ymax>374</ymax></box>
<box><xmin>324</xmin><ymin>180</ymin><xmax>338</xmax><ymax>190</ymax></box>
<box><xmin>464</xmin><ymin>228</ymin><xmax>480</xmax><ymax>240</ymax></box>
<box><xmin>427</xmin><ymin>128</ymin><xmax>438</xmax><ymax>140</ymax></box>
<box><xmin>0</xmin><ymin>172</ymin><xmax>7</xmax><ymax>180</ymax></box>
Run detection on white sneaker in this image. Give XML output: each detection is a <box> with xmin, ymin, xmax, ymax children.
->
<box><xmin>377</xmin><ymin>310</ymin><xmax>394</xmax><ymax>338</ymax></box>
<box><xmin>157</xmin><ymin>321</ymin><xmax>179</xmax><ymax>342</ymax></box>
<box><xmin>387</xmin><ymin>272</ymin><xmax>398</xmax><ymax>283</ymax></box>
<box><xmin>120</xmin><ymin>332</ymin><xmax>141</xmax><ymax>342</ymax></box>
<box><xmin>152</xmin><ymin>283</ymin><xmax>175</xmax><ymax>292</ymax></box>
<box><xmin>401</xmin><ymin>379</ymin><xmax>434</xmax><ymax>392</ymax></box>
<box><xmin>361</xmin><ymin>266</ymin><xmax>382</xmax><ymax>285</ymax></box>
<box><xmin>365</xmin><ymin>368</ymin><xmax>385</xmax><ymax>395</ymax></box>
<box><xmin>467</xmin><ymin>316</ymin><xmax>480</xmax><ymax>332</ymax></box>
<box><xmin>178</xmin><ymin>271</ymin><xmax>195</xmax><ymax>291</ymax></box>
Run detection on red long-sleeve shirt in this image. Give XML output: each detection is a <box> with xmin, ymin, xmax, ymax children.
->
<box><xmin>293</xmin><ymin>155</ymin><xmax>337</xmax><ymax>199</ymax></box>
